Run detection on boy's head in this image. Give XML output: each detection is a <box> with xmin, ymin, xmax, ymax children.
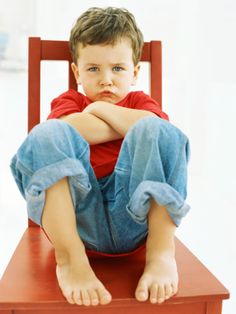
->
<box><xmin>69</xmin><ymin>7</ymin><xmax>144</xmax><ymax>66</ymax></box>
<box><xmin>69</xmin><ymin>7</ymin><xmax>144</xmax><ymax>103</ymax></box>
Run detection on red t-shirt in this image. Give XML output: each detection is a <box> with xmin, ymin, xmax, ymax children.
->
<box><xmin>47</xmin><ymin>89</ymin><xmax>169</xmax><ymax>178</ymax></box>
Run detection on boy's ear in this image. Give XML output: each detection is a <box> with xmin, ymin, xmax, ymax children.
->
<box><xmin>132</xmin><ymin>63</ymin><xmax>141</xmax><ymax>86</ymax></box>
<box><xmin>71</xmin><ymin>62</ymin><xmax>81</xmax><ymax>84</ymax></box>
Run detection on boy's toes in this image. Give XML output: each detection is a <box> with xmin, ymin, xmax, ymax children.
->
<box><xmin>135</xmin><ymin>281</ymin><xmax>148</xmax><ymax>302</ymax></box>
<box><xmin>136</xmin><ymin>290</ymin><xmax>148</xmax><ymax>302</ymax></box>
<box><xmin>98</xmin><ymin>288</ymin><xmax>112</xmax><ymax>305</ymax></box>
<box><xmin>150</xmin><ymin>283</ymin><xmax>158</xmax><ymax>303</ymax></box>
<box><xmin>88</xmin><ymin>289</ymin><xmax>99</xmax><ymax>306</ymax></box>
<box><xmin>172</xmin><ymin>282</ymin><xmax>178</xmax><ymax>295</ymax></box>
<box><xmin>63</xmin><ymin>288</ymin><xmax>75</xmax><ymax>304</ymax></box>
<box><xmin>157</xmin><ymin>285</ymin><xmax>165</xmax><ymax>304</ymax></box>
<box><xmin>73</xmin><ymin>291</ymin><xmax>82</xmax><ymax>305</ymax></box>
<box><xmin>165</xmin><ymin>284</ymin><xmax>173</xmax><ymax>300</ymax></box>
<box><xmin>81</xmin><ymin>290</ymin><xmax>91</xmax><ymax>306</ymax></box>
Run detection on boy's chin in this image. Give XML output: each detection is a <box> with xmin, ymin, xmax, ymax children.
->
<box><xmin>95</xmin><ymin>95</ymin><xmax>118</xmax><ymax>104</ymax></box>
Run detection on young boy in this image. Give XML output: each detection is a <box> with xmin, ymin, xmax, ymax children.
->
<box><xmin>10</xmin><ymin>7</ymin><xmax>190</xmax><ymax>307</ymax></box>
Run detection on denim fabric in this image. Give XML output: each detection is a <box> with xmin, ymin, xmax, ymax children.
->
<box><xmin>10</xmin><ymin>116</ymin><xmax>190</xmax><ymax>254</ymax></box>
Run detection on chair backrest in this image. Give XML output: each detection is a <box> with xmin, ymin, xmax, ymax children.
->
<box><xmin>28</xmin><ymin>37</ymin><xmax>162</xmax><ymax>133</ymax></box>
<box><xmin>27</xmin><ymin>37</ymin><xmax>162</xmax><ymax>227</ymax></box>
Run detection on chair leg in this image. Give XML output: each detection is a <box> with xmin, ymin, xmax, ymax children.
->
<box><xmin>206</xmin><ymin>301</ymin><xmax>223</xmax><ymax>314</ymax></box>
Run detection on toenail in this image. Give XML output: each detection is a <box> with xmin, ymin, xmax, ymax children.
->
<box><xmin>83</xmin><ymin>300</ymin><xmax>90</xmax><ymax>306</ymax></box>
<box><xmin>139</xmin><ymin>292</ymin><xmax>146</xmax><ymax>299</ymax></box>
<box><xmin>104</xmin><ymin>294</ymin><xmax>111</xmax><ymax>301</ymax></box>
<box><xmin>92</xmin><ymin>300</ymin><xmax>99</xmax><ymax>305</ymax></box>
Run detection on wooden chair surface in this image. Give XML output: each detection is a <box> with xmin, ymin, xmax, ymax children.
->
<box><xmin>0</xmin><ymin>228</ymin><xmax>229</xmax><ymax>313</ymax></box>
<box><xmin>0</xmin><ymin>37</ymin><xmax>229</xmax><ymax>314</ymax></box>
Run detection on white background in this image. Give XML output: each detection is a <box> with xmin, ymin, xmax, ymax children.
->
<box><xmin>0</xmin><ymin>0</ymin><xmax>235</xmax><ymax>313</ymax></box>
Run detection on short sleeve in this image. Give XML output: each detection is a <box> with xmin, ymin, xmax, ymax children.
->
<box><xmin>47</xmin><ymin>89</ymin><xmax>89</xmax><ymax>119</ymax></box>
<box><xmin>124</xmin><ymin>91</ymin><xmax>169</xmax><ymax>121</ymax></box>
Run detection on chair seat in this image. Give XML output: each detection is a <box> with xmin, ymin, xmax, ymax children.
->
<box><xmin>0</xmin><ymin>227</ymin><xmax>229</xmax><ymax>314</ymax></box>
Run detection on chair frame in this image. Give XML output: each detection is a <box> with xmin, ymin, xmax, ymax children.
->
<box><xmin>0</xmin><ymin>37</ymin><xmax>229</xmax><ymax>314</ymax></box>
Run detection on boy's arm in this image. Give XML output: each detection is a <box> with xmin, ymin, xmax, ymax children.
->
<box><xmin>60</xmin><ymin>112</ymin><xmax>122</xmax><ymax>145</ymax></box>
<box><xmin>83</xmin><ymin>101</ymin><xmax>156</xmax><ymax>137</ymax></box>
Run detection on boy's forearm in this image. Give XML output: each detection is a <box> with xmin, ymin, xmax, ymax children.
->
<box><xmin>59</xmin><ymin>112</ymin><xmax>122</xmax><ymax>144</ymax></box>
<box><xmin>84</xmin><ymin>102</ymin><xmax>156</xmax><ymax>137</ymax></box>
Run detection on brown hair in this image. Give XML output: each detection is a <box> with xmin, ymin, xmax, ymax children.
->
<box><xmin>69</xmin><ymin>7</ymin><xmax>144</xmax><ymax>65</ymax></box>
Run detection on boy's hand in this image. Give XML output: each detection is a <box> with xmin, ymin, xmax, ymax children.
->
<box><xmin>60</xmin><ymin>111</ymin><xmax>122</xmax><ymax>144</ymax></box>
<box><xmin>83</xmin><ymin>101</ymin><xmax>111</xmax><ymax>114</ymax></box>
<box><xmin>83</xmin><ymin>101</ymin><xmax>156</xmax><ymax>137</ymax></box>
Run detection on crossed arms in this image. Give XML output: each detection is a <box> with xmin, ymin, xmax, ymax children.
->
<box><xmin>60</xmin><ymin>101</ymin><xmax>156</xmax><ymax>145</ymax></box>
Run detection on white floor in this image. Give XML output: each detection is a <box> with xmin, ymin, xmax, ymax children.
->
<box><xmin>0</xmin><ymin>69</ymin><xmax>236</xmax><ymax>314</ymax></box>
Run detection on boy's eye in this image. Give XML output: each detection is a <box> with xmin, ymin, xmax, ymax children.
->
<box><xmin>88</xmin><ymin>67</ymin><xmax>99</xmax><ymax>72</ymax></box>
<box><xmin>113</xmin><ymin>66</ymin><xmax>124</xmax><ymax>72</ymax></box>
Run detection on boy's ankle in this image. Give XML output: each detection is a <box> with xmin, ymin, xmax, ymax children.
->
<box><xmin>55</xmin><ymin>244</ymin><xmax>88</xmax><ymax>266</ymax></box>
<box><xmin>55</xmin><ymin>250</ymin><xmax>70</xmax><ymax>266</ymax></box>
<box><xmin>146</xmin><ymin>240</ymin><xmax>176</xmax><ymax>263</ymax></box>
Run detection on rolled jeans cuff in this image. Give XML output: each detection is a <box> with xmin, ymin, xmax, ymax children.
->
<box><xmin>126</xmin><ymin>180</ymin><xmax>190</xmax><ymax>227</ymax></box>
<box><xmin>23</xmin><ymin>158</ymin><xmax>91</xmax><ymax>225</ymax></box>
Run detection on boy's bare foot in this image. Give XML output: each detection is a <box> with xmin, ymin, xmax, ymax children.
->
<box><xmin>135</xmin><ymin>254</ymin><xmax>178</xmax><ymax>304</ymax></box>
<box><xmin>56</xmin><ymin>254</ymin><xmax>112</xmax><ymax>306</ymax></box>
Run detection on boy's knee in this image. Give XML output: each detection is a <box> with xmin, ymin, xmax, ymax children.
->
<box><xmin>16</xmin><ymin>119</ymin><xmax>89</xmax><ymax>166</ymax></box>
<box><xmin>29</xmin><ymin>119</ymin><xmax>87</xmax><ymax>150</ymax></box>
<box><xmin>133</xmin><ymin>116</ymin><xmax>162</xmax><ymax>129</ymax></box>
<box><xmin>132</xmin><ymin>116</ymin><xmax>187</xmax><ymax>143</ymax></box>
<box><xmin>30</xmin><ymin>119</ymin><xmax>67</xmax><ymax>140</ymax></box>
<box><xmin>128</xmin><ymin>116</ymin><xmax>169</xmax><ymax>143</ymax></box>
<box><xmin>126</xmin><ymin>116</ymin><xmax>189</xmax><ymax>160</ymax></box>
<box><xmin>26</xmin><ymin>120</ymin><xmax>65</xmax><ymax>152</ymax></box>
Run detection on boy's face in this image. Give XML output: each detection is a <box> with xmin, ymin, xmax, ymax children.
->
<box><xmin>71</xmin><ymin>38</ymin><xmax>140</xmax><ymax>104</ymax></box>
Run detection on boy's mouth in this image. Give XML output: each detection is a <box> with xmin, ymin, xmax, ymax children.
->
<box><xmin>99</xmin><ymin>90</ymin><xmax>113</xmax><ymax>96</ymax></box>
<box><xmin>98</xmin><ymin>91</ymin><xmax>116</xmax><ymax>101</ymax></box>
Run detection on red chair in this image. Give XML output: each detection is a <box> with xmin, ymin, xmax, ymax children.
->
<box><xmin>0</xmin><ymin>37</ymin><xmax>229</xmax><ymax>314</ymax></box>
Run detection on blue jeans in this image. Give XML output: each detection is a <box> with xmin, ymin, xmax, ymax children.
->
<box><xmin>10</xmin><ymin>116</ymin><xmax>190</xmax><ymax>254</ymax></box>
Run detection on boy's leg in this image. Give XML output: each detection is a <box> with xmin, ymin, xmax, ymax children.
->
<box><xmin>110</xmin><ymin>116</ymin><xmax>190</xmax><ymax>303</ymax></box>
<box><xmin>10</xmin><ymin>120</ymin><xmax>113</xmax><ymax>306</ymax></box>
<box><xmin>135</xmin><ymin>200</ymin><xmax>177</xmax><ymax>304</ymax></box>
<box><xmin>42</xmin><ymin>177</ymin><xmax>111</xmax><ymax>306</ymax></box>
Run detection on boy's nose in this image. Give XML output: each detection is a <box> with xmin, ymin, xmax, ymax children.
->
<box><xmin>99</xmin><ymin>73</ymin><xmax>113</xmax><ymax>86</ymax></box>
